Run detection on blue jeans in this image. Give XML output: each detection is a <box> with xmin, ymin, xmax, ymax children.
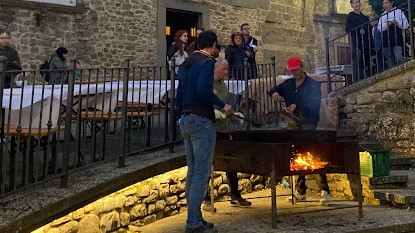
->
<box><xmin>180</xmin><ymin>114</ymin><xmax>216</xmax><ymax>228</ymax></box>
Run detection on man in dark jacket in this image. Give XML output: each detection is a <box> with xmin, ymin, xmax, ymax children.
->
<box><xmin>241</xmin><ymin>23</ymin><xmax>258</xmax><ymax>79</ymax></box>
<box><xmin>0</xmin><ymin>29</ymin><xmax>22</xmax><ymax>88</ymax></box>
<box><xmin>269</xmin><ymin>57</ymin><xmax>330</xmax><ymax>206</ymax></box>
<box><xmin>176</xmin><ymin>30</ymin><xmax>232</xmax><ymax>233</ymax></box>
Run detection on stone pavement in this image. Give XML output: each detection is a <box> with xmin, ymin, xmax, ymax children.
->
<box><xmin>137</xmin><ymin>189</ymin><xmax>415</xmax><ymax>233</ymax></box>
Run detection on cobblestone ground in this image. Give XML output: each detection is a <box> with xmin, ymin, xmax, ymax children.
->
<box><xmin>138</xmin><ymin>189</ymin><xmax>415</xmax><ymax>233</ymax></box>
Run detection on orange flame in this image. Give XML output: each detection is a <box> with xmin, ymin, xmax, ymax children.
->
<box><xmin>290</xmin><ymin>152</ymin><xmax>328</xmax><ymax>171</ymax></box>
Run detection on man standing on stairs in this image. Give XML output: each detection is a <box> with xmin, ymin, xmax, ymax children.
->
<box><xmin>269</xmin><ymin>57</ymin><xmax>331</xmax><ymax>206</ymax></box>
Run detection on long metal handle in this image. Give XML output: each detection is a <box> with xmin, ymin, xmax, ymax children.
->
<box><xmin>231</xmin><ymin>113</ymin><xmax>262</xmax><ymax>128</ymax></box>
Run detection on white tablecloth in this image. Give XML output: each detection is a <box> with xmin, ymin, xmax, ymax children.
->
<box><xmin>1</xmin><ymin>80</ymin><xmax>248</xmax><ymax>128</ymax></box>
<box><xmin>2</xmin><ymin>89</ymin><xmax>61</xmax><ymax>128</ymax></box>
<box><xmin>314</xmin><ymin>65</ymin><xmax>353</xmax><ymax>75</ymax></box>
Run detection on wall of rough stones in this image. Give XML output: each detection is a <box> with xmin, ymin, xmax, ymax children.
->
<box><xmin>0</xmin><ymin>0</ymin><xmax>372</xmax><ymax>74</ymax></box>
<box><xmin>34</xmin><ymin>165</ymin><xmax>365</xmax><ymax>233</ymax></box>
<box><xmin>35</xmin><ymin>167</ymin><xmax>273</xmax><ymax>233</ymax></box>
<box><xmin>338</xmin><ymin>60</ymin><xmax>415</xmax><ymax>157</ymax></box>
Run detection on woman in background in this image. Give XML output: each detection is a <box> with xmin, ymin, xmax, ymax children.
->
<box><xmin>167</xmin><ymin>30</ymin><xmax>188</xmax><ymax>77</ymax></box>
<box><xmin>225</xmin><ymin>32</ymin><xmax>250</xmax><ymax>110</ymax></box>
<box><xmin>49</xmin><ymin>47</ymin><xmax>68</xmax><ymax>84</ymax></box>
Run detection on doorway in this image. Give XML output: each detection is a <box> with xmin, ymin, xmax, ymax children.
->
<box><xmin>166</xmin><ymin>9</ymin><xmax>200</xmax><ymax>50</ymax></box>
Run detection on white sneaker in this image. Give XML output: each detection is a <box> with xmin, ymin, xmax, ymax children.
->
<box><xmin>286</xmin><ymin>193</ymin><xmax>306</xmax><ymax>202</ymax></box>
<box><xmin>320</xmin><ymin>190</ymin><xmax>331</xmax><ymax>206</ymax></box>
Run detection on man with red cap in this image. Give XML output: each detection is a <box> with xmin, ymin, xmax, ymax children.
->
<box><xmin>269</xmin><ymin>57</ymin><xmax>331</xmax><ymax>206</ymax></box>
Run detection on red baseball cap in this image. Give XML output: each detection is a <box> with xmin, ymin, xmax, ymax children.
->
<box><xmin>287</xmin><ymin>57</ymin><xmax>303</xmax><ymax>71</ymax></box>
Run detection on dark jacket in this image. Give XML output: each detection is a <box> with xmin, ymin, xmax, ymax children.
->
<box><xmin>176</xmin><ymin>52</ymin><xmax>226</xmax><ymax>122</ymax></box>
<box><xmin>269</xmin><ymin>74</ymin><xmax>321</xmax><ymax>127</ymax></box>
<box><xmin>49</xmin><ymin>53</ymin><xmax>67</xmax><ymax>84</ymax></box>
<box><xmin>225</xmin><ymin>43</ymin><xmax>248</xmax><ymax>80</ymax></box>
<box><xmin>0</xmin><ymin>46</ymin><xmax>22</xmax><ymax>88</ymax></box>
<box><xmin>345</xmin><ymin>11</ymin><xmax>370</xmax><ymax>50</ymax></box>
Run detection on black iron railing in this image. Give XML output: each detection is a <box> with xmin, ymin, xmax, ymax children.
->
<box><xmin>0</xmin><ymin>56</ymin><xmax>277</xmax><ymax>197</ymax></box>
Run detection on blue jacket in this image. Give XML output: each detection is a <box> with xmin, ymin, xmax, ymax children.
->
<box><xmin>268</xmin><ymin>74</ymin><xmax>321</xmax><ymax>127</ymax></box>
<box><xmin>176</xmin><ymin>52</ymin><xmax>226</xmax><ymax>122</ymax></box>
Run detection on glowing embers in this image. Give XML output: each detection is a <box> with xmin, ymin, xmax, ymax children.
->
<box><xmin>290</xmin><ymin>150</ymin><xmax>329</xmax><ymax>171</ymax></box>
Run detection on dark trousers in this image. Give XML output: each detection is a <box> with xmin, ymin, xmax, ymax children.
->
<box><xmin>296</xmin><ymin>174</ymin><xmax>330</xmax><ymax>195</ymax></box>
<box><xmin>205</xmin><ymin>132</ymin><xmax>241</xmax><ymax>200</ymax></box>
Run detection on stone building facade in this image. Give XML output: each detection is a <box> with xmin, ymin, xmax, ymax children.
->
<box><xmin>0</xmin><ymin>0</ymin><xmax>372</xmax><ymax>74</ymax></box>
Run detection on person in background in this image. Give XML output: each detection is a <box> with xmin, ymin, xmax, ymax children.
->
<box><xmin>369</xmin><ymin>14</ymin><xmax>384</xmax><ymax>73</ymax></box>
<box><xmin>176</xmin><ymin>30</ymin><xmax>232</xmax><ymax>233</ymax></box>
<box><xmin>167</xmin><ymin>30</ymin><xmax>188</xmax><ymax>77</ymax></box>
<box><xmin>202</xmin><ymin>57</ymin><xmax>252</xmax><ymax>212</ymax></box>
<box><xmin>225</xmin><ymin>32</ymin><xmax>250</xmax><ymax>80</ymax></box>
<box><xmin>269</xmin><ymin>57</ymin><xmax>330</xmax><ymax>206</ymax></box>
<box><xmin>345</xmin><ymin>0</ymin><xmax>370</xmax><ymax>82</ymax></box>
<box><xmin>377</xmin><ymin>0</ymin><xmax>409</xmax><ymax>67</ymax></box>
<box><xmin>0</xmin><ymin>29</ymin><xmax>22</xmax><ymax>88</ymax></box>
<box><xmin>186</xmin><ymin>27</ymin><xmax>205</xmax><ymax>54</ymax></box>
<box><xmin>240</xmin><ymin>23</ymin><xmax>258</xmax><ymax>79</ymax></box>
<box><xmin>225</xmin><ymin>32</ymin><xmax>249</xmax><ymax>111</ymax></box>
<box><xmin>49</xmin><ymin>47</ymin><xmax>68</xmax><ymax>85</ymax></box>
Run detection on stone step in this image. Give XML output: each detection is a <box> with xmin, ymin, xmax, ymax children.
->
<box><xmin>362</xmin><ymin>171</ymin><xmax>408</xmax><ymax>189</ymax></box>
<box><xmin>359</xmin><ymin>141</ymin><xmax>383</xmax><ymax>150</ymax></box>
<box><xmin>390</xmin><ymin>155</ymin><xmax>415</xmax><ymax>170</ymax></box>
<box><xmin>374</xmin><ymin>188</ymin><xmax>415</xmax><ymax>206</ymax></box>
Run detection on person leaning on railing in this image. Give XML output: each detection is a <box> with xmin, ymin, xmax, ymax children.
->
<box><xmin>377</xmin><ymin>0</ymin><xmax>409</xmax><ymax>67</ymax></box>
<box><xmin>345</xmin><ymin>0</ymin><xmax>371</xmax><ymax>81</ymax></box>
<box><xmin>0</xmin><ymin>28</ymin><xmax>22</xmax><ymax>88</ymax></box>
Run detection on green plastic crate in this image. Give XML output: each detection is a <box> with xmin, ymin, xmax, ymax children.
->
<box><xmin>360</xmin><ymin>150</ymin><xmax>390</xmax><ymax>177</ymax></box>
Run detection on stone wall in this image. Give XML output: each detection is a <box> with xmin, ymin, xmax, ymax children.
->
<box><xmin>35</xmin><ymin>167</ymin><xmax>272</xmax><ymax>233</ymax></box>
<box><xmin>337</xmin><ymin>60</ymin><xmax>415</xmax><ymax>157</ymax></box>
<box><xmin>34</xmin><ymin>165</ymin><xmax>364</xmax><ymax>232</ymax></box>
<box><xmin>0</xmin><ymin>0</ymin><xmax>372</xmax><ymax>74</ymax></box>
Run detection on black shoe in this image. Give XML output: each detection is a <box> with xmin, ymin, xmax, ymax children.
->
<box><xmin>230</xmin><ymin>197</ymin><xmax>252</xmax><ymax>206</ymax></box>
<box><xmin>202</xmin><ymin>219</ymin><xmax>214</xmax><ymax>228</ymax></box>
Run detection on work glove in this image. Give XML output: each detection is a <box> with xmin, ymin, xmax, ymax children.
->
<box><xmin>232</xmin><ymin>112</ymin><xmax>245</xmax><ymax>124</ymax></box>
<box><xmin>214</xmin><ymin>109</ymin><xmax>226</xmax><ymax>119</ymax></box>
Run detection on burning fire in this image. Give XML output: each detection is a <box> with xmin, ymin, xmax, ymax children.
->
<box><xmin>290</xmin><ymin>151</ymin><xmax>328</xmax><ymax>171</ymax></box>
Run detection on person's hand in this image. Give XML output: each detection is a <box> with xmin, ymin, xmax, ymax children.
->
<box><xmin>245</xmin><ymin>51</ymin><xmax>251</xmax><ymax>57</ymax></box>
<box><xmin>253</xmin><ymin>47</ymin><xmax>257</xmax><ymax>53</ymax></box>
<box><xmin>359</xmin><ymin>28</ymin><xmax>365</xmax><ymax>35</ymax></box>
<box><xmin>223</xmin><ymin>104</ymin><xmax>233</xmax><ymax>116</ymax></box>
<box><xmin>214</xmin><ymin>109</ymin><xmax>226</xmax><ymax>119</ymax></box>
<box><xmin>271</xmin><ymin>92</ymin><xmax>280</xmax><ymax>101</ymax></box>
<box><xmin>284</xmin><ymin>104</ymin><xmax>296</xmax><ymax>113</ymax></box>
<box><xmin>213</xmin><ymin>88</ymin><xmax>218</xmax><ymax>95</ymax></box>
<box><xmin>387</xmin><ymin>20</ymin><xmax>397</xmax><ymax>26</ymax></box>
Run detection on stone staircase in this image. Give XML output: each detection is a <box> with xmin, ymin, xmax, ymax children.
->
<box><xmin>362</xmin><ymin>150</ymin><xmax>415</xmax><ymax>208</ymax></box>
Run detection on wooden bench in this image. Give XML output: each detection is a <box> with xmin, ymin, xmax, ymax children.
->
<box><xmin>2</xmin><ymin>125</ymin><xmax>65</xmax><ymax>186</ymax></box>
